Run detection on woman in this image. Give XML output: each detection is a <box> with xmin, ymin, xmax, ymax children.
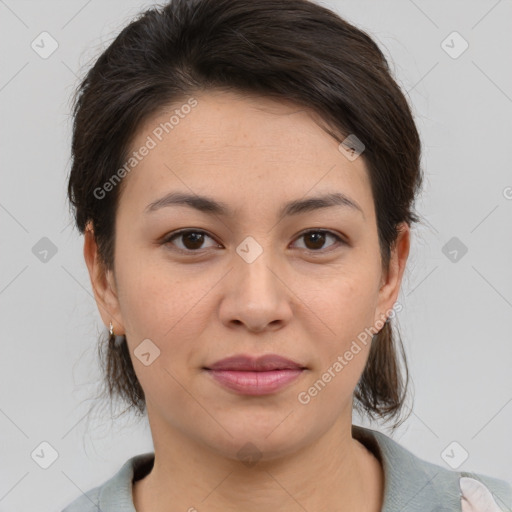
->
<box><xmin>62</xmin><ymin>0</ymin><xmax>511</xmax><ymax>510</ymax></box>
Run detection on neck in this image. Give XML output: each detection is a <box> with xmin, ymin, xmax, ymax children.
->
<box><xmin>133</xmin><ymin>412</ymin><xmax>384</xmax><ymax>512</ymax></box>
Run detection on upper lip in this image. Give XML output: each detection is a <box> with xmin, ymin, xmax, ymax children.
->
<box><xmin>204</xmin><ymin>354</ymin><xmax>306</xmax><ymax>372</ymax></box>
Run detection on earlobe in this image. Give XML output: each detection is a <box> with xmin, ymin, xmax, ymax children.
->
<box><xmin>83</xmin><ymin>222</ymin><xmax>125</xmax><ymax>334</ymax></box>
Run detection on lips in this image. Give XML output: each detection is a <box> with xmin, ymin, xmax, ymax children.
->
<box><xmin>203</xmin><ymin>354</ymin><xmax>307</xmax><ymax>395</ymax></box>
<box><xmin>204</xmin><ymin>354</ymin><xmax>306</xmax><ymax>372</ymax></box>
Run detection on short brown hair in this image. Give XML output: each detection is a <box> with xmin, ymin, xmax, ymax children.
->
<box><xmin>67</xmin><ymin>0</ymin><xmax>422</xmax><ymax>430</ymax></box>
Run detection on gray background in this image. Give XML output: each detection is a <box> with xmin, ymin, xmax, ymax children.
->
<box><xmin>1</xmin><ymin>0</ymin><xmax>511</xmax><ymax>510</ymax></box>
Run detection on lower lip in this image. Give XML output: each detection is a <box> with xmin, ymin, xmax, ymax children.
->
<box><xmin>205</xmin><ymin>369</ymin><xmax>304</xmax><ymax>395</ymax></box>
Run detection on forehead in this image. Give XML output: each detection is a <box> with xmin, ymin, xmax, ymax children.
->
<box><xmin>118</xmin><ymin>90</ymin><xmax>375</xmax><ymax>223</ymax></box>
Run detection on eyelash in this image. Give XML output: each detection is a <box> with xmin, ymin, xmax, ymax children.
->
<box><xmin>161</xmin><ymin>228</ymin><xmax>347</xmax><ymax>255</ymax></box>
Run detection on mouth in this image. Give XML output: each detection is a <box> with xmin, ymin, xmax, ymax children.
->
<box><xmin>203</xmin><ymin>353</ymin><xmax>307</xmax><ymax>372</ymax></box>
<box><xmin>203</xmin><ymin>354</ymin><xmax>307</xmax><ymax>395</ymax></box>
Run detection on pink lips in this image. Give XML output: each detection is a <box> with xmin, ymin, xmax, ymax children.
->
<box><xmin>203</xmin><ymin>354</ymin><xmax>306</xmax><ymax>395</ymax></box>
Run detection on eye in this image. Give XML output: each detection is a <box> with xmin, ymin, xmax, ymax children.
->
<box><xmin>291</xmin><ymin>229</ymin><xmax>346</xmax><ymax>252</ymax></box>
<box><xmin>162</xmin><ymin>229</ymin><xmax>220</xmax><ymax>253</ymax></box>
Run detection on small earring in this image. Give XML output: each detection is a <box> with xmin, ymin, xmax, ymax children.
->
<box><xmin>110</xmin><ymin>321</ymin><xmax>125</xmax><ymax>347</ymax></box>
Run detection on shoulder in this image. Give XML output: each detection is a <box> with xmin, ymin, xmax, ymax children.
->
<box><xmin>459</xmin><ymin>472</ymin><xmax>512</xmax><ymax>512</ymax></box>
<box><xmin>353</xmin><ymin>425</ymin><xmax>512</xmax><ymax>512</ymax></box>
<box><xmin>60</xmin><ymin>452</ymin><xmax>155</xmax><ymax>512</ymax></box>
<box><xmin>61</xmin><ymin>486</ymin><xmax>101</xmax><ymax>512</ymax></box>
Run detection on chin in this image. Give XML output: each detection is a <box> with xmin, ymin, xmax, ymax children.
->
<box><xmin>198</xmin><ymin>421</ymin><xmax>310</xmax><ymax>464</ymax></box>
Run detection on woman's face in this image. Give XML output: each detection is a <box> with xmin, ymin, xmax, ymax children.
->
<box><xmin>86</xmin><ymin>90</ymin><xmax>409</xmax><ymax>461</ymax></box>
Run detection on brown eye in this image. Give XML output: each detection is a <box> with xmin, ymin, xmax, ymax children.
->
<box><xmin>293</xmin><ymin>230</ymin><xmax>345</xmax><ymax>251</ymax></box>
<box><xmin>164</xmin><ymin>230</ymin><xmax>219</xmax><ymax>252</ymax></box>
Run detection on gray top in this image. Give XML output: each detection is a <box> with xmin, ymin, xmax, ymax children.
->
<box><xmin>61</xmin><ymin>425</ymin><xmax>512</xmax><ymax>511</ymax></box>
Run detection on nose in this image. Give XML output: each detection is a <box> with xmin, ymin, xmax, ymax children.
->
<box><xmin>218</xmin><ymin>250</ymin><xmax>293</xmax><ymax>333</ymax></box>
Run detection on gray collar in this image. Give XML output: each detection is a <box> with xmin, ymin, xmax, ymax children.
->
<box><xmin>352</xmin><ymin>425</ymin><xmax>461</xmax><ymax>512</ymax></box>
<box><xmin>97</xmin><ymin>425</ymin><xmax>464</xmax><ymax>512</ymax></box>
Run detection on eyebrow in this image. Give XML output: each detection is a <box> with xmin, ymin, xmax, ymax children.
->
<box><xmin>144</xmin><ymin>191</ymin><xmax>365</xmax><ymax>219</ymax></box>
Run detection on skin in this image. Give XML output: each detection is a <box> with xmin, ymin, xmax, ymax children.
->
<box><xmin>84</xmin><ymin>89</ymin><xmax>410</xmax><ymax>512</ymax></box>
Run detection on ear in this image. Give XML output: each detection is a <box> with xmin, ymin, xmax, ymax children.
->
<box><xmin>374</xmin><ymin>222</ymin><xmax>410</xmax><ymax>324</ymax></box>
<box><xmin>83</xmin><ymin>221</ymin><xmax>125</xmax><ymax>335</ymax></box>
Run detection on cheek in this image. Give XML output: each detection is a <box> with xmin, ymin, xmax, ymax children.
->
<box><xmin>312</xmin><ymin>267</ymin><xmax>380</xmax><ymax>337</ymax></box>
<box><xmin>114</xmin><ymin>259</ymin><xmax>209</xmax><ymax>409</ymax></box>
<box><xmin>115</xmin><ymin>246</ymin><xmax>183</xmax><ymax>331</ymax></box>
<box><xmin>296</xmin><ymin>280</ymin><xmax>377</xmax><ymax>415</ymax></box>
<box><xmin>115</xmin><ymin>252</ymin><xmax>217</xmax><ymax>368</ymax></box>
<box><xmin>299</xmin><ymin>264</ymin><xmax>380</xmax><ymax>390</ymax></box>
